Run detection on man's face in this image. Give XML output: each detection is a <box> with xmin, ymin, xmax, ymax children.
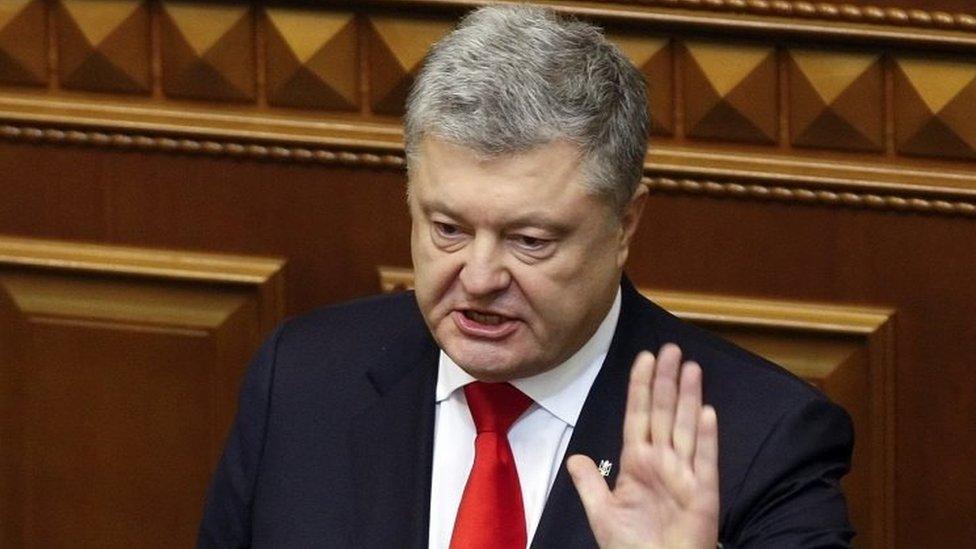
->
<box><xmin>409</xmin><ymin>138</ymin><xmax>645</xmax><ymax>381</ymax></box>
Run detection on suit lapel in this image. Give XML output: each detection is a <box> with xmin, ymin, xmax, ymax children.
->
<box><xmin>348</xmin><ymin>320</ymin><xmax>439</xmax><ymax>549</ymax></box>
<box><xmin>532</xmin><ymin>278</ymin><xmax>660</xmax><ymax>548</ymax></box>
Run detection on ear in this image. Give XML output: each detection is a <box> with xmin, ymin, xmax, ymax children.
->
<box><xmin>616</xmin><ymin>184</ymin><xmax>648</xmax><ymax>268</ymax></box>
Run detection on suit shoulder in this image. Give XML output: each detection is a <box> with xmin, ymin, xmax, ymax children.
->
<box><xmin>252</xmin><ymin>291</ymin><xmax>433</xmax><ymax>414</ymax></box>
<box><xmin>279</xmin><ymin>291</ymin><xmax>423</xmax><ymax>343</ymax></box>
<box><xmin>264</xmin><ymin>291</ymin><xmax>431</xmax><ymax>377</ymax></box>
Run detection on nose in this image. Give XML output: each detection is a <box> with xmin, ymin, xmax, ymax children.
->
<box><xmin>458</xmin><ymin>236</ymin><xmax>511</xmax><ymax>297</ymax></box>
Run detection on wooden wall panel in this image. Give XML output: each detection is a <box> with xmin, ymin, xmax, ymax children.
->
<box><xmin>0</xmin><ymin>238</ymin><xmax>285</xmax><ymax>548</ymax></box>
<box><xmin>0</xmin><ymin>0</ymin><xmax>974</xmax><ymax>547</ymax></box>
<box><xmin>160</xmin><ymin>2</ymin><xmax>254</xmax><ymax>102</ymax></box>
<box><xmin>628</xmin><ymin>193</ymin><xmax>975</xmax><ymax>548</ymax></box>
<box><xmin>0</xmin><ymin>283</ymin><xmax>27</xmax><ymax>548</ymax></box>
<box><xmin>893</xmin><ymin>53</ymin><xmax>976</xmax><ymax>160</ymax></box>
<box><xmin>788</xmin><ymin>48</ymin><xmax>884</xmax><ymax>152</ymax></box>
<box><xmin>265</xmin><ymin>7</ymin><xmax>359</xmax><ymax>111</ymax></box>
<box><xmin>0</xmin><ymin>0</ymin><xmax>46</xmax><ymax>86</ymax></box>
<box><xmin>0</xmin><ymin>140</ymin><xmax>412</xmax><ymax>309</ymax></box>
<box><xmin>57</xmin><ymin>0</ymin><xmax>151</xmax><ymax>94</ymax></box>
<box><xmin>22</xmin><ymin>317</ymin><xmax>212</xmax><ymax>546</ymax></box>
<box><xmin>682</xmin><ymin>41</ymin><xmax>778</xmax><ymax>144</ymax></box>
<box><xmin>0</xmin><ymin>0</ymin><xmax>973</xmax><ymax>215</ymax></box>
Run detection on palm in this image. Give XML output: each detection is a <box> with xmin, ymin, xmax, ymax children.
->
<box><xmin>568</xmin><ymin>345</ymin><xmax>719</xmax><ymax>549</ymax></box>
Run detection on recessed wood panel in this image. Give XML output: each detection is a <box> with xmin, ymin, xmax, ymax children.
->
<box><xmin>265</xmin><ymin>8</ymin><xmax>359</xmax><ymax>111</ymax></box>
<box><xmin>160</xmin><ymin>1</ymin><xmax>254</xmax><ymax>102</ymax></box>
<box><xmin>22</xmin><ymin>318</ymin><xmax>213</xmax><ymax>546</ymax></box>
<box><xmin>894</xmin><ymin>54</ymin><xmax>976</xmax><ymax>160</ymax></box>
<box><xmin>788</xmin><ymin>48</ymin><xmax>884</xmax><ymax>152</ymax></box>
<box><xmin>0</xmin><ymin>237</ymin><xmax>285</xmax><ymax>548</ymax></box>
<box><xmin>0</xmin><ymin>284</ymin><xmax>27</xmax><ymax>548</ymax></box>
<box><xmin>0</xmin><ymin>0</ymin><xmax>46</xmax><ymax>86</ymax></box>
<box><xmin>683</xmin><ymin>41</ymin><xmax>778</xmax><ymax>144</ymax></box>
<box><xmin>57</xmin><ymin>0</ymin><xmax>150</xmax><ymax>94</ymax></box>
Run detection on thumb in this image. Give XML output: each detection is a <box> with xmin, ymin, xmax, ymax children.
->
<box><xmin>567</xmin><ymin>454</ymin><xmax>610</xmax><ymax>522</ymax></box>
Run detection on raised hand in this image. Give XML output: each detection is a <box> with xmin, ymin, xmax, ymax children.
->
<box><xmin>567</xmin><ymin>344</ymin><xmax>719</xmax><ymax>549</ymax></box>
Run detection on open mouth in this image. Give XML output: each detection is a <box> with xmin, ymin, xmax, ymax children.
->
<box><xmin>463</xmin><ymin>310</ymin><xmax>507</xmax><ymax>325</ymax></box>
<box><xmin>453</xmin><ymin>309</ymin><xmax>519</xmax><ymax>339</ymax></box>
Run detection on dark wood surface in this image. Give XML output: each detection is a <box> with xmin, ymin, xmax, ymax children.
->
<box><xmin>0</xmin><ymin>234</ymin><xmax>284</xmax><ymax>548</ymax></box>
<box><xmin>0</xmin><ymin>284</ymin><xmax>26</xmax><ymax>548</ymax></box>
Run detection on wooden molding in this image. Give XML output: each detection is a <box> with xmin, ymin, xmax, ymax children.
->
<box><xmin>643</xmin><ymin>177</ymin><xmax>976</xmax><ymax>217</ymax></box>
<box><xmin>0</xmin><ymin>236</ymin><xmax>287</xmax><ymax>330</ymax></box>
<box><xmin>3</xmin><ymin>1</ymin><xmax>976</xmax><ymax>219</ymax></box>
<box><xmin>0</xmin><ymin>237</ymin><xmax>283</xmax><ymax>284</ymax></box>
<box><xmin>378</xmin><ymin>265</ymin><xmax>415</xmax><ymax>294</ymax></box>
<box><xmin>0</xmin><ymin>120</ymin><xmax>405</xmax><ymax>167</ymax></box>
<box><xmin>3</xmin><ymin>117</ymin><xmax>974</xmax><ymax>218</ymax></box>
<box><xmin>644</xmin><ymin>287</ymin><xmax>892</xmax><ymax>334</ymax></box>
<box><xmin>583</xmin><ymin>0</ymin><xmax>976</xmax><ymax>33</ymax></box>
<box><xmin>372</xmin><ymin>1</ymin><xmax>976</xmax><ymax>45</ymax></box>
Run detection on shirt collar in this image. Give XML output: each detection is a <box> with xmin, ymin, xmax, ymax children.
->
<box><xmin>435</xmin><ymin>286</ymin><xmax>621</xmax><ymax>428</ymax></box>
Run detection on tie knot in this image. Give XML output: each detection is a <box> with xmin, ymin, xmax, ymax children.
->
<box><xmin>463</xmin><ymin>382</ymin><xmax>533</xmax><ymax>434</ymax></box>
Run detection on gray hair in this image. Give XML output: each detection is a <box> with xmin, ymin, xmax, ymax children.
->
<box><xmin>404</xmin><ymin>5</ymin><xmax>649</xmax><ymax>212</ymax></box>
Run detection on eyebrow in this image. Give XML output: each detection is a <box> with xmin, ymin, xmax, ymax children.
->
<box><xmin>418</xmin><ymin>198</ymin><xmax>466</xmax><ymax>224</ymax></box>
<box><xmin>420</xmin><ymin>198</ymin><xmax>572</xmax><ymax>236</ymax></box>
<box><xmin>503</xmin><ymin>213</ymin><xmax>573</xmax><ymax>236</ymax></box>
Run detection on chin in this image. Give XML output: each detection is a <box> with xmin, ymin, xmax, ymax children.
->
<box><xmin>440</xmin><ymin>334</ymin><xmax>541</xmax><ymax>381</ymax></box>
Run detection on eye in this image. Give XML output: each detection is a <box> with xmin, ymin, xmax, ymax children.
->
<box><xmin>433</xmin><ymin>222</ymin><xmax>460</xmax><ymax>237</ymax></box>
<box><xmin>512</xmin><ymin>234</ymin><xmax>552</xmax><ymax>252</ymax></box>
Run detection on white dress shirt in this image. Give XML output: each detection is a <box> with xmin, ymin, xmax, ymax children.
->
<box><xmin>428</xmin><ymin>287</ymin><xmax>621</xmax><ymax>548</ymax></box>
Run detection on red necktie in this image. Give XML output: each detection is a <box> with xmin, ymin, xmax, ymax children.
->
<box><xmin>450</xmin><ymin>382</ymin><xmax>534</xmax><ymax>549</ymax></box>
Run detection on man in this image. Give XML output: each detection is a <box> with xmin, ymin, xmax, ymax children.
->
<box><xmin>198</xmin><ymin>6</ymin><xmax>853</xmax><ymax>548</ymax></box>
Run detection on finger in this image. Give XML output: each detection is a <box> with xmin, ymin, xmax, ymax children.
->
<box><xmin>567</xmin><ymin>454</ymin><xmax>611</xmax><ymax>523</ymax></box>
<box><xmin>672</xmin><ymin>361</ymin><xmax>702</xmax><ymax>463</ymax></box>
<box><xmin>693</xmin><ymin>405</ymin><xmax>719</xmax><ymax>492</ymax></box>
<box><xmin>650</xmin><ymin>343</ymin><xmax>682</xmax><ymax>446</ymax></box>
<box><xmin>623</xmin><ymin>351</ymin><xmax>655</xmax><ymax>447</ymax></box>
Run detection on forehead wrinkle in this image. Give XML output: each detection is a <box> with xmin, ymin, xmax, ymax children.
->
<box><xmin>413</xmin><ymin>137</ymin><xmax>602</xmax><ymax>230</ymax></box>
<box><xmin>501</xmin><ymin>211</ymin><xmax>574</xmax><ymax>235</ymax></box>
<box><xmin>419</xmin><ymin>189</ymin><xmax>577</xmax><ymax>234</ymax></box>
<box><xmin>418</xmin><ymin>196</ymin><xmax>463</xmax><ymax>219</ymax></box>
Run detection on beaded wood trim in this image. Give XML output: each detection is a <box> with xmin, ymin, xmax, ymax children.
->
<box><xmin>0</xmin><ymin>124</ymin><xmax>406</xmax><ymax>169</ymax></box>
<box><xmin>605</xmin><ymin>0</ymin><xmax>976</xmax><ymax>31</ymax></box>
<box><xmin>643</xmin><ymin>176</ymin><xmax>976</xmax><ymax>217</ymax></box>
<box><xmin>3</xmin><ymin>122</ymin><xmax>973</xmax><ymax>218</ymax></box>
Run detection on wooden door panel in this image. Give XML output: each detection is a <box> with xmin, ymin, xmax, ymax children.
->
<box><xmin>0</xmin><ymin>238</ymin><xmax>284</xmax><ymax>548</ymax></box>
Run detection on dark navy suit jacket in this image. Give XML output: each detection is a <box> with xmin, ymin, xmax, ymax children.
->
<box><xmin>198</xmin><ymin>278</ymin><xmax>854</xmax><ymax>548</ymax></box>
